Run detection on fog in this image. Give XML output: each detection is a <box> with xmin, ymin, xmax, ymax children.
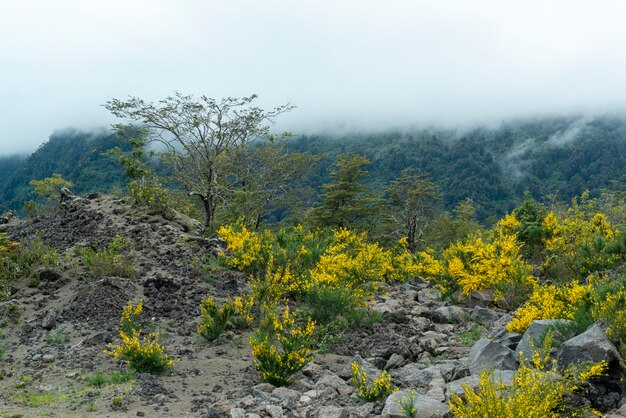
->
<box><xmin>2</xmin><ymin>0</ymin><xmax>626</xmax><ymax>153</ymax></box>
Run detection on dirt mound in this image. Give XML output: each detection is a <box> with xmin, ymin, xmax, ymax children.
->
<box><xmin>62</xmin><ymin>277</ymin><xmax>139</xmax><ymax>326</ymax></box>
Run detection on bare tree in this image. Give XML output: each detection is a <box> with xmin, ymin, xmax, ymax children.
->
<box><xmin>386</xmin><ymin>169</ymin><xmax>438</xmax><ymax>252</ymax></box>
<box><xmin>104</xmin><ymin>93</ymin><xmax>294</xmax><ymax>228</ymax></box>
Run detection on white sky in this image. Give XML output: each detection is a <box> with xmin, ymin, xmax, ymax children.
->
<box><xmin>2</xmin><ymin>0</ymin><xmax>626</xmax><ymax>153</ymax></box>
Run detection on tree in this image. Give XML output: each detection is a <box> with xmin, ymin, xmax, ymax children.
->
<box><xmin>312</xmin><ymin>154</ymin><xmax>381</xmax><ymax>230</ymax></box>
<box><xmin>29</xmin><ymin>173</ymin><xmax>74</xmax><ymax>204</ymax></box>
<box><xmin>25</xmin><ymin>173</ymin><xmax>75</xmax><ymax>217</ymax></box>
<box><xmin>386</xmin><ymin>169</ymin><xmax>438</xmax><ymax>252</ymax></box>
<box><xmin>105</xmin><ymin>132</ymin><xmax>170</xmax><ymax>215</ymax></box>
<box><xmin>219</xmin><ymin>141</ymin><xmax>317</xmax><ymax>229</ymax></box>
<box><xmin>513</xmin><ymin>191</ymin><xmax>545</xmax><ymax>258</ymax></box>
<box><xmin>104</xmin><ymin>93</ymin><xmax>294</xmax><ymax>228</ymax></box>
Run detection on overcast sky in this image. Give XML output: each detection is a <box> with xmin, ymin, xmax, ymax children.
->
<box><xmin>2</xmin><ymin>0</ymin><xmax>626</xmax><ymax>153</ymax></box>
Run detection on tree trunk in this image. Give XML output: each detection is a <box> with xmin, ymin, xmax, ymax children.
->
<box><xmin>202</xmin><ymin>196</ymin><xmax>213</xmax><ymax>229</ymax></box>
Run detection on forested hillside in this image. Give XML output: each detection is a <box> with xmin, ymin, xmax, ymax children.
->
<box><xmin>288</xmin><ymin>115</ymin><xmax>626</xmax><ymax>219</ymax></box>
<box><xmin>0</xmin><ymin>115</ymin><xmax>624</xmax><ymax>220</ymax></box>
<box><xmin>0</xmin><ymin>129</ymin><xmax>130</xmax><ymax>212</ymax></box>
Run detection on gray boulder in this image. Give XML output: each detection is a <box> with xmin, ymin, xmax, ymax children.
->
<box><xmin>433</xmin><ymin>306</ymin><xmax>467</xmax><ymax>323</ymax></box>
<box><xmin>468</xmin><ymin>338</ymin><xmax>517</xmax><ymax>374</ymax></box>
<box><xmin>471</xmin><ymin>306</ymin><xmax>502</xmax><ymax>324</ymax></box>
<box><xmin>393</xmin><ymin>364</ymin><xmax>443</xmax><ymax>387</ymax></box>
<box><xmin>315</xmin><ymin>406</ymin><xmax>347</xmax><ymax>418</ymax></box>
<box><xmin>515</xmin><ymin>319</ymin><xmax>573</xmax><ymax>361</ymax></box>
<box><xmin>468</xmin><ymin>289</ymin><xmax>495</xmax><ymax>308</ymax></box>
<box><xmin>491</xmin><ymin>328</ymin><xmax>522</xmax><ymax>350</ymax></box>
<box><xmin>556</xmin><ymin>322</ymin><xmax>622</xmax><ymax>368</ymax></box>
<box><xmin>446</xmin><ymin>370</ymin><xmax>515</xmax><ymax>400</ymax></box>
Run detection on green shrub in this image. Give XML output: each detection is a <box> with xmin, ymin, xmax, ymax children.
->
<box><xmin>105</xmin><ymin>301</ymin><xmax>173</xmax><ymax>374</ymax></box>
<box><xmin>78</xmin><ymin>234</ymin><xmax>134</xmax><ymax>278</ymax></box>
<box><xmin>397</xmin><ymin>390</ymin><xmax>418</xmax><ymax>418</ymax></box>
<box><xmin>459</xmin><ymin>323</ymin><xmax>486</xmax><ymax>347</ymax></box>
<box><xmin>45</xmin><ymin>327</ymin><xmax>69</xmax><ymax>345</ymax></box>
<box><xmin>351</xmin><ymin>362</ymin><xmax>395</xmax><ymax>401</ymax></box>
<box><xmin>0</xmin><ymin>234</ymin><xmax>59</xmax><ymax>301</ymax></box>
<box><xmin>250</xmin><ymin>305</ymin><xmax>315</xmax><ymax>386</ymax></box>
<box><xmin>450</xmin><ymin>331</ymin><xmax>607</xmax><ymax>418</ymax></box>
<box><xmin>197</xmin><ymin>297</ymin><xmax>236</xmax><ymax>342</ymax></box>
<box><xmin>85</xmin><ymin>370</ymin><xmax>133</xmax><ymax>387</ymax></box>
<box><xmin>301</xmin><ymin>284</ymin><xmax>359</xmax><ymax>327</ymax></box>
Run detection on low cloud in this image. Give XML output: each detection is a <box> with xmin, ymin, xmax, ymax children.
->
<box><xmin>1</xmin><ymin>1</ymin><xmax>626</xmax><ymax>153</ymax></box>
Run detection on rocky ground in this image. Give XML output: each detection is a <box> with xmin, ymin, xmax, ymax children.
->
<box><xmin>0</xmin><ymin>193</ymin><xmax>624</xmax><ymax>417</ymax></box>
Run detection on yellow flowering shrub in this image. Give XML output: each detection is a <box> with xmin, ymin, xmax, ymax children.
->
<box><xmin>250</xmin><ymin>304</ymin><xmax>315</xmax><ymax>386</ymax></box>
<box><xmin>414</xmin><ymin>249</ymin><xmax>445</xmax><ymax>278</ymax></box>
<box><xmin>218</xmin><ymin>224</ymin><xmax>336</xmax><ymax>277</ymax></box>
<box><xmin>219</xmin><ymin>225</ymin><xmax>422</xmax><ymax>308</ymax></box>
<box><xmin>507</xmin><ymin>281</ymin><xmax>592</xmax><ymax>333</ymax></box>
<box><xmin>105</xmin><ymin>330</ymin><xmax>174</xmax><ymax>374</ymax></box>
<box><xmin>217</xmin><ymin>224</ymin><xmax>266</xmax><ymax>272</ymax></box>
<box><xmin>250</xmin><ymin>259</ymin><xmax>305</xmax><ymax>303</ymax></box>
<box><xmin>105</xmin><ymin>301</ymin><xmax>173</xmax><ymax>374</ymax></box>
<box><xmin>309</xmin><ymin>229</ymin><xmax>392</xmax><ymax>288</ymax></box>
<box><xmin>451</xmin><ymin>331</ymin><xmax>607</xmax><ymax>418</ymax></box>
<box><xmin>308</xmin><ymin>229</ymin><xmax>418</xmax><ymax>300</ymax></box>
<box><xmin>542</xmin><ymin>208</ymin><xmax>622</xmax><ymax>281</ymax></box>
<box><xmin>417</xmin><ymin>214</ymin><xmax>535</xmax><ymax>308</ymax></box>
<box><xmin>351</xmin><ymin>362</ymin><xmax>395</xmax><ymax>401</ymax></box>
<box><xmin>232</xmin><ymin>293</ymin><xmax>255</xmax><ymax>327</ymax></box>
<box><xmin>120</xmin><ymin>299</ymin><xmax>143</xmax><ymax>335</ymax></box>
<box><xmin>591</xmin><ymin>287</ymin><xmax>626</xmax><ymax>343</ymax></box>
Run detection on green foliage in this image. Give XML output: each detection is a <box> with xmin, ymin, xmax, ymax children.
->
<box><xmin>14</xmin><ymin>391</ymin><xmax>66</xmax><ymax>407</ymax></box>
<box><xmin>351</xmin><ymin>362</ymin><xmax>395</xmax><ymax>401</ymax></box>
<box><xmin>77</xmin><ymin>234</ymin><xmax>134</xmax><ymax>278</ymax></box>
<box><xmin>397</xmin><ymin>391</ymin><xmax>418</xmax><ymax>418</ymax></box>
<box><xmin>106</xmin><ymin>135</ymin><xmax>171</xmax><ymax>215</ymax></box>
<box><xmin>197</xmin><ymin>297</ymin><xmax>237</xmax><ymax>342</ymax></box>
<box><xmin>85</xmin><ymin>370</ymin><xmax>134</xmax><ymax>387</ymax></box>
<box><xmin>2</xmin><ymin>117</ymin><xmax>625</xmax><ymax>225</ymax></box>
<box><xmin>45</xmin><ymin>327</ymin><xmax>69</xmax><ymax>345</ymax></box>
<box><xmin>0</xmin><ymin>332</ymin><xmax>5</xmax><ymax>360</ymax></box>
<box><xmin>301</xmin><ymin>284</ymin><xmax>360</xmax><ymax>327</ymax></box>
<box><xmin>312</xmin><ymin>154</ymin><xmax>382</xmax><ymax>231</ymax></box>
<box><xmin>190</xmin><ymin>255</ymin><xmax>224</xmax><ymax>283</ymax></box>
<box><xmin>0</xmin><ymin>130</ymin><xmax>129</xmax><ymax>215</ymax></box>
<box><xmin>105</xmin><ymin>301</ymin><xmax>173</xmax><ymax>374</ymax></box>
<box><xmin>459</xmin><ymin>323</ymin><xmax>486</xmax><ymax>347</ymax></box>
<box><xmin>589</xmin><ymin>276</ymin><xmax>626</xmax><ymax>349</ymax></box>
<box><xmin>288</xmin><ymin>116</ymin><xmax>626</xmax><ymax>221</ymax></box>
<box><xmin>425</xmin><ymin>199</ymin><xmax>482</xmax><ymax>250</ymax></box>
<box><xmin>216</xmin><ymin>141</ymin><xmax>318</xmax><ymax>229</ymax></box>
<box><xmin>250</xmin><ymin>305</ymin><xmax>315</xmax><ymax>386</ymax></box>
<box><xmin>513</xmin><ymin>192</ymin><xmax>546</xmax><ymax>258</ymax></box>
<box><xmin>385</xmin><ymin>169</ymin><xmax>438</xmax><ymax>251</ymax></box>
<box><xmin>29</xmin><ymin>173</ymin><xmax>74</xmax><ymax>203</ymax></box>
<box><xmin>105</xmin><ymin>93</ymin><xmax>294</xmax><ymax>228</ymax></box>
<box><xmin>0</xmin><ymin>234</ymin><xmax>59</xmax><ymax>301</ymax></box>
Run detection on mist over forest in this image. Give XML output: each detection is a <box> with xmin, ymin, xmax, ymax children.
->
<box><xmin>1</xmin><ymin>113</ymin><xmax>624</xmax><ymax>223</ymax></box>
